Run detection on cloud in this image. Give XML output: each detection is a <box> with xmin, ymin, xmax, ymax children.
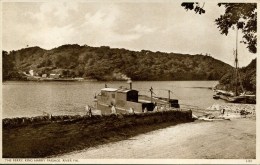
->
<box><xmin>28</xmin><ymin>24</ymin><xmax>75</xmax><ymax>49</ymax></box>
<box><xmin>5</xmin><ymin>2</ymin><xmax>158</xmax><ymax>50</ymax></box>
<box><xmin>21</xmin><ymin>2</ymin><xmax>80</xmax><ymax>49</ymax></box>
<box><xmin>77</xmin><ymin>6</ymin><xmax>144</xmax><ymax>45</ymax></box>
<box><xmin>27</xmin><ymin>2</ymin><xmax>79</xmax><ymax>25</ymax></box>
<box><xmin>3</xmin><ymin>2</ymin><xmax>255</xmax><ymax>66</ymax></box>
<box><xmin>132</xmin><ymin>24</ymin><xmax>156</xmax><ymax>34</ymax></box>
<box><xmin>22</xmin><ymin>3</ymin><xmax>147</xmax><ymax>48</ymax></box>
<box><xmin>84</xmin><ymin>7</ymin><xmax>118</xmax><ymax>29</ymax></box>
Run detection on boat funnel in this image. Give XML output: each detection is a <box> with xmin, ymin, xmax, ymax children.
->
<box><xmin>127</xmin><ymin>79</ymin><xmax>132</xmax><ymax>89</ymax></box>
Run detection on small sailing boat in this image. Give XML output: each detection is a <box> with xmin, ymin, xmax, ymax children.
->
<box><xmin>214</xmin><ymin>26</ymin><xmax>256</xmax><ymax>104</ymax></box>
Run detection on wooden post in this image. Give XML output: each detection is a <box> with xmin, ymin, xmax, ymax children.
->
<box><xmin>150</xmin><ymin>87</ymin><xmax>153</xmax><ymax>102</ymax></box>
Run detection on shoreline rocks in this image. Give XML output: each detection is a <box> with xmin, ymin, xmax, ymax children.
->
<box><xmin>207</xmin><ymin>103</ymin><xmax>255</xmax><ymax>112</ymax></box>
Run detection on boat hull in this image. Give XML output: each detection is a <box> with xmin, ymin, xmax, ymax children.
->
<box><xmin>219</xmin><ymin>95</ymin><xmax>256</xmax><ymax>104</ymax></box>
<box><xmin>213</xmin><ymin>95</ymin><xmax>220</xmax><ymax>99</ymax></box>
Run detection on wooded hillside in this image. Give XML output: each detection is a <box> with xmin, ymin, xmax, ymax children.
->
<box><xmin>217</xmin><ymin>58</ymin><xmax>256</xmax><ymax>93</ymax></box>
<box><xmin>3</xmin><ymin>44</ymin><xmax>233</xmax><ymax>81</ymax></box>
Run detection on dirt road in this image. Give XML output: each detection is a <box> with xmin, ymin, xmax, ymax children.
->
<box><xmin>55</xmin><ymin>118</ymin><xmax>255</xmax><ymax>159</ymax></box>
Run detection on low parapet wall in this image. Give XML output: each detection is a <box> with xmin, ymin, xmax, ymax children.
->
<box><xmin>3</xmin><ymin>110</ymin><xmax>192</xmax><ymax>129</ymax></box>
<box><xmin>3</xmin><ymin>110</ymin><xmax>193</xmax><ymax>158</ymax></box>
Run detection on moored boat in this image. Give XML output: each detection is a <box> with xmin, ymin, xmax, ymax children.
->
<box><xmin>213</xmin><ymin>26</ymin><xmax>256</xmax><ymax>104</ymax></box>
<box><xmin>213</xmin><ymin>94</ymin><xmax>220</xmax><ymax>99</ymax></box>
<box><xmin>94</xmin><ymin>81</ymin><xmax>180</xmax><ymax>115</ymax></box>
<box><xmin>220</xmin><ymin>94</ymin><xmax>256</xmax><ymax>104</ymax></box>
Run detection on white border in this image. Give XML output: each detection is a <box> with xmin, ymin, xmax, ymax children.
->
<box><xmin>0</xmin><ymin>0</ymin><xmax>259</xmax><ymax>164</ymax></box>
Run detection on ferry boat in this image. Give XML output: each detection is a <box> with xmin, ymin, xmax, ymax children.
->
<box><xmin>94</xmin><ymin>81</ymin><xmax>180</xmax><ymax>114</ymax></box>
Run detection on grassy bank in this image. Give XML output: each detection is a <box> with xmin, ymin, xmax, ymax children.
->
<box><xmin>3</xmin><ymin>110</ymin><xmax>193</xmax><ymax>158</ymax></box>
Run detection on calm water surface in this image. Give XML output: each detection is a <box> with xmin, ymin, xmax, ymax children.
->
<box><xmin>2</xmin><ymin>81</ymin><xmax>225</xmax><ymax>118</ymax></box>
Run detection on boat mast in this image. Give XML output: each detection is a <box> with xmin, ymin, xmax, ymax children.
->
<box><xmin>150</xmin><ymin>87</ymin><xmax>153</xmax><ymax>102</ymax></box>
<box><xmin>168</xmin><ymin>90</ymin><xmax>171</xmax><ymax>102</ymax></box>
<box><xmin>168</xmin><ymin>90</ymin><xmax>174</xmax><ymax>107</ymax></box>
<box><xmin>235</xmin><ymin>26</ymin><xmax>239</xmax><ymax>96</ymax></box>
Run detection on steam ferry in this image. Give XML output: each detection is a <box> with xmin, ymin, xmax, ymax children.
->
<box><xmin>94</xmin><ymin>80</ymin><xmax>180</xmax><ymax>114</ymax></box>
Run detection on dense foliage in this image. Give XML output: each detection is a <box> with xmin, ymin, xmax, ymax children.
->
<box><xmin>2</xmin><ymin>44</ymin><xmax>232</xmax><ymax>81</ymax></box>
<box><xmin>218</xmin><ymin>58</ymin><xmax>256</xmax><ymax>93</ymax></box>
<box><xmin>181</xmin><ymin>3</ymin><xmax>257</xmax><ymax>53</ymax></box>
<box><xmin>181</xmin><ymin>2</ymin><xmax>205</xmax><ymax>14</ymax></box>
<box><xmin>216</xmin><ymin>3</ymin><xmax>257</xmax><ymax>53</ymax></box>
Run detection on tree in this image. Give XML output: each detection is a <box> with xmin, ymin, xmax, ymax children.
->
<box><xmin>181</xmin><ymin>3</ymin><xmax>257</xmax><ymax>53</ymax></box>
<box><xmin>2</xmin><ymin>51</ymin><xmax>14</xmax><ymax>80</ymax></box>
<box><xmin>181</xmin><ymin>2</ymin><xmax>205</xmax><ymax>14</ymax></box>
<box><xmin>215</xmin><ymin>3</ymin><xmax>257</xmax><ymax>53</ymax></box>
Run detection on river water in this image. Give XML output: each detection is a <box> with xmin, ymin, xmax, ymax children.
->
<box><xmin>2</xmin><ymin>81</ymin><xmax>225</xmax><ymax>118</ymax></box>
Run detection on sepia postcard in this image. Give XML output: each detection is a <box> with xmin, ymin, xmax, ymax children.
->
<box><xmin>0</xmin><ymin>0</ymin><xmax>259</xmax><ymax>164</ymax></box>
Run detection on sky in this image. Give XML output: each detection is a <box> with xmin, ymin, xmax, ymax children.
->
<box><xmin>2</xmin><ymin>1</ymin><xmax>257</xmax><ymax>66</ymax></box>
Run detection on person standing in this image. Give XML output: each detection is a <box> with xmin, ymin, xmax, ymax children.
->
<box><xmin>85</xmin><ymin>105</ymin><xmax>92</xmax><ymax>117</ymax></box>
<box><xmin>144</xmin><ymin>107</ymin><xmax>148</xmax><ymax>113</ymax></box>
<box><xmin>111</xmin><ymin>105</ymin><xmax>116</xmax><ymax>114</ymax></box>
<box><xmin>129</xmin><ymin>107</ymin><xmax>134</xmax><ymax>114</ymax></box>
<box><xmin>85</xmin><ymin>105</ymin><xmax>89</xmax><ymax>115</ymax></box>
<box><xmin>88</xmin><ymin>106</ymin><xmax>92</xmax><ymax>117</ymax></box>
<box><xmin>153</xmin><ymin>103</ymin><xmax>158</xmax><ymax>112</ymax></box>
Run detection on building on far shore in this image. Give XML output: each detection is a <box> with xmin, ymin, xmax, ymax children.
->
<box><xmin>49</xmin><ymin>73</ymin><xmax>60</xmax><ymax>79</ymax></box>
<box><xmin>29</xmin><ymin>70</ymin><xmax>34</xmax><ymax>76</ymax></box>
<box><xmin>42</xmin><ymin>74</ymin><xmax>47</xmax><ymax>78</ymax></box>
